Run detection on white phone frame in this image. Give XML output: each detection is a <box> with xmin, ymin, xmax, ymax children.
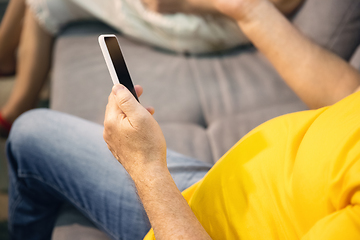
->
<box><xmin>98</xmin><ymin>34</ymin><xmax>121</xmax><ymax>85</ymax></box>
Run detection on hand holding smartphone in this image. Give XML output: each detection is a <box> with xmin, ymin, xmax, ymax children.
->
<box><xmin>98</xmin><ymin>34</ymin><xmax>139</xmax><ymax>102</ymax></box>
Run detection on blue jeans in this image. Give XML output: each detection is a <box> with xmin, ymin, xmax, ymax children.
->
<box><xmin>6</xmin><ymin>109</ymin><xmax>212</xmax><ymax>240</ymax></box>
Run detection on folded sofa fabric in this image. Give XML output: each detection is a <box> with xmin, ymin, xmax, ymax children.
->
<box><xmin>28</xmin><ymin>0</ymin><xmax>248</xmax><ymax>54</ymax></box>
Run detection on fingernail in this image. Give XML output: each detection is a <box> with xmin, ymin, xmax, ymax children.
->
<box><xmin>113</xmin><ymin>84</ymin><xmax>125</xmax><ymax>95</ymax></box>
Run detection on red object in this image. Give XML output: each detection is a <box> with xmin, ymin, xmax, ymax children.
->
<box><xmin>0</xmin><ymin>113</ymin><xmax>12</xmax><ymax>134</ymax></box>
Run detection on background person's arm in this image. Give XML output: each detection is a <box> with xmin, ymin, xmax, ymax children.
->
<box><xmin>143</xmin><ymin>0</ymin><xmax>304</xmax><ymax>16</ymax></box>
<box><xmin>271</xmin><ymin>0</ymin><xmax>304</xmax><ymax>15</ymax></box>
<box><xmin>143</xmin><ymin>0</ymin><xmax>360</xmax><ymax>108</ymax></box>
<box><xmin>214</xmin><ymin>0</ymin><xmax>360</xmax><ymax>109</ymax></box>
<box><xmin>104</xmin><ymin>85</ymin><xmax>212</xmax><ymax>240</ymax></box>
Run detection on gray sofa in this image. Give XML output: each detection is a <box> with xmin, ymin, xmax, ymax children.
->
<box><xmin>49</xmin><ymin>0</ymin><xmax>360</xmax><ymax>239</ymax></box>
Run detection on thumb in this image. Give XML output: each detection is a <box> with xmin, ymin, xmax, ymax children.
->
<box><xmin>112</xmin><ymin>84</ymin><xmax>141</xmax><ymax>117</ymax></box>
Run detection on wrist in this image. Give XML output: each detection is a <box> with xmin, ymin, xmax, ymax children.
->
<box><xmin>129</xmin><ymin>160</ymin><xmax>169</xmax><ymax>186</ymax></box>
<box><xmin>185</xmin><ymin>0</ymin><xmax>218</xmax><ymax>15</ymax></box>
<box><xmin>132</xmin><ymin>164</ymin><xmax>173</xmax><ymax>200</ymax></box>
<box><xmin>214</xmin><ymin>0</ymin><xmax>270</xmax><ymax>23</ymax></box>
<box><xmin>231</xmin><ymin>0</ymin><xmax>280</xmax><ymax>43</ymax></box>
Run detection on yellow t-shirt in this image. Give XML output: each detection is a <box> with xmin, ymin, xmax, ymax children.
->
<box><xmin>144</xmin><ymin>91</ymin><xmax>360</xmax><ymax>240</ymax></box>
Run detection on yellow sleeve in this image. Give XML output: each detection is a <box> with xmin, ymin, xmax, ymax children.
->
<box><xmin>143</xmin><ymin>229</ymin><xmax>156</xmax><ymax>240</ymax></box>
<box><xmin>302</xmin><ymin>155</ymin><xmax>360</xmax><ymax>240</ymax></box>
<box><xmin>301</xmin><ymin>204</ymin><xmax>360</xmax><ymax>240</ymax></box>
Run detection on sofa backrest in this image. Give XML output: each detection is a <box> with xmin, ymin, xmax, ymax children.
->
<box><xmin>51</xmin><ymin>1</ymin><xmax>360</xmax><ymax>164</ymax></box>
<box><xmin>293</xmin><ymin>0</ymin><xmax>360</xmax><ymax>60</ymax></box>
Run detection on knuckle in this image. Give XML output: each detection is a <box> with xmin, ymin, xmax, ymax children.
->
<box><xmin>118</xmin><ymin>93</ymin><xmax>132</xmax><ymax>107</ymax></box>
<box><xmin>103</xmin><ymin>130</ymin><xmax>108</xmax><ymax>142</ymax></box>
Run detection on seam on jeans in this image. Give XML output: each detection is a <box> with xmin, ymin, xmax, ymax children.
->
<box><xmin>18</xmin><ymin>172</ymin><xmax>119</xmax><ymax>240</ymax></box>
<box><xmin>8</xmin><ymin>187</ymin><xmax>23</xmax><ymax>233</ymax></box>
<box><xmin>327</xmin><ymin>0</ymin><xmax>358</xmax><ymax>52</ymax></box>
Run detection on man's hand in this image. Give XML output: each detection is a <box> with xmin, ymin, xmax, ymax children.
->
<box><xmin>104</xmin><ymin>85</ymin><xmax>212</xmax><ymax>240</ymax></box>
<box><xmin>103</xmin><ymin>84</ymin><xmax>167</xmax><ymax>179</ymax></box>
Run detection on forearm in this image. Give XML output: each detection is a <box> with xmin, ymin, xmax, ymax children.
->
<box><xmin>236</xmin><ymin>1</ymin><xmax>360</xmax><ymax>109</ymax></box>
<box><xmin>271</xmin><ymin>0</ymin><xmax>303</xmax><ymax>15</ymax></box>
<box><xmin>133</xmin><ymin>164</ymin><xmax>211</xmax><ymax>240</ymax></box>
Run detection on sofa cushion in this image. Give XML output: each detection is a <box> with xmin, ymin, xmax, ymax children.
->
<box><xmin>52</xmin><ymin>225</ymin><xmax>111</xmax><ymax>240</ymax></box>
<box><xmin>52</xmin><ymin>0</ymin><xmax>360</xmax><ymax>164</ymax></box>
<box><xmin>160</xmin><ymin>122</ymin><xmax>213</xmax><ymax>164</ymax></box>
<box><xmin>207</xmin><ymin>101</ymin><xmax>308</xmax><ymax>161</ymax></box>
<box><xmin>51</xmin><ymin>23</ymin><xmax>308</xmax><ymax>164</ymax></box>
<box><xmin>52</xmin><ymin>203</ymin><xmax>111</xmax><ymax>240</ymax></box>
<box><xmin>188</xmin><ymin>48</ymin><xmax>307</xmax><ymax>126</ymax></box>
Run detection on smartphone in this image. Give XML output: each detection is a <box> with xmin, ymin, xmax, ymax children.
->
<box><xmin>98</xmin><ymin>34</ymin><xmax>139</xmax><ymax>102</ymax></box>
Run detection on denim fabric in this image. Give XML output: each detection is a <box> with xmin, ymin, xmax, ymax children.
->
<box><xmin>6</xmin><ymin>109</ymin><xmax>212</xmax><ymax>240</ymax></box>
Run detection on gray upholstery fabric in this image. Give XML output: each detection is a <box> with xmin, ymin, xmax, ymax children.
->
<box><xmin>160</xmin><ymin>123</ymin><xmax>213</xmax><ymax>164</ymax></box>
<box><xmin>52</xmin><ymin>28</ymin><xmax>206</xmax><ymax>127</ymax></box>
<box><xmin>207</xmin><ymin>101</ymin><xmax>308</xmax><ymax>161</ymax></box>
<box><xmin>52</xmin><ymin>203</ymin><xmax>111</xmax><ymax>240</ymax></box>
<box><xmin>52</xmin><ymin>225</ymin><xmax>111</xmax><ymax>240</ymax></box>
<box><xmin>51</xmin><ymin>30</ymin><xmax>209</xmax><ymax>161</ymax></box>
<box><xmin>51</xmin><ymin>25</ymin><xmax>307</xmax><ymax>162</ymax></box>
<box><xmin>187</xmin><ymin>49</ymin><xmax>306</xmax><ymax>126</ymax></box>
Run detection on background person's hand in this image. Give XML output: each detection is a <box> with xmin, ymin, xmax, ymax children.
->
<box><xmin>141</xmin><ymin>0</ymin><xmax>219</xmax><ymax>15</ymax></box>
<box><xmin>103</xmin><ymin>84</ymin><xmax>166</xmax><ymax>180</ymax></box>
<box><xmin>209</xmin><ymin>0</ymin><xmax>263</xmax><ymax>20</ymax></box>
<box><xmin>142</xmin><ymin>0</ymin><xmax>303</xmax><ymax>20</ymax></box>
<box><xmin>141</xmin><ymin>0</ymin><xmax>268</xmax><ymax>19</ymax></box>
<box><xmin>209</xmin><ymin>0</ymin><xmax>303</xmax><ymax>19</ymax></box>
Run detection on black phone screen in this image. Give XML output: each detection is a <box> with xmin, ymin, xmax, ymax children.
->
<box><xmin>105</xmin><ymin>36</ymin><xmax>139</xmax><ymax>102</ymax></box>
